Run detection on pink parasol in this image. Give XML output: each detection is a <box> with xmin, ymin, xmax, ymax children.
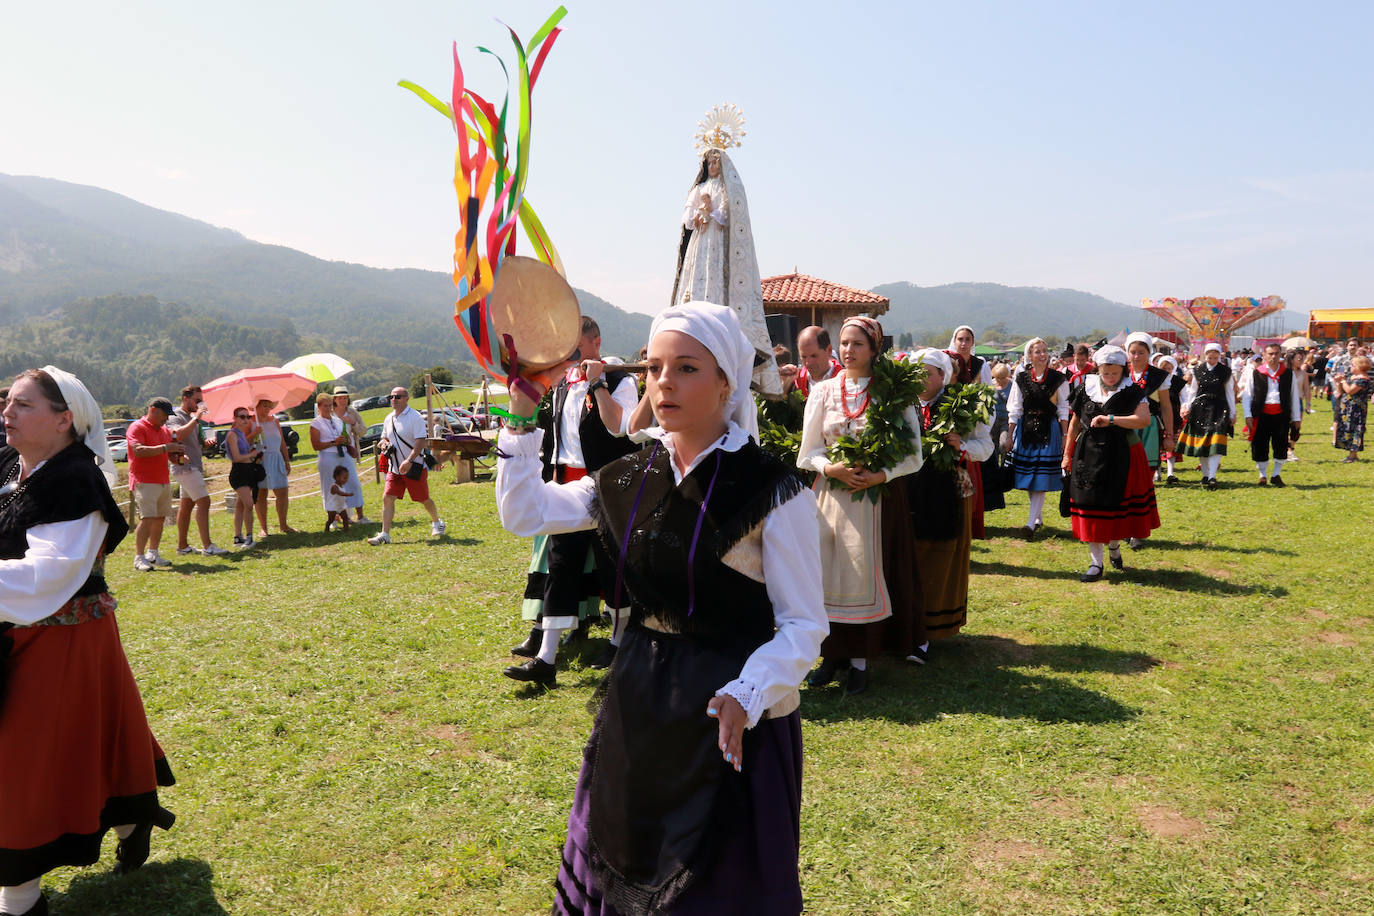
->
<box><xmin>200</xmin><ymin>367</ymin><xmax>319</xmax><ymax>424</ymax></box>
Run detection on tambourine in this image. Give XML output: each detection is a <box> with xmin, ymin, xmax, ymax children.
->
<box><xmin>488</xmin><ymin>256</ymin><xmax>582</xmax><ymax>374</ymax></box>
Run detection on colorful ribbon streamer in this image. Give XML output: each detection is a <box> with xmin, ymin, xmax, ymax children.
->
<box><xmin>399</xmin><ymin>6</ymin><xmax>568</xmax><ymax>382</ymax></box>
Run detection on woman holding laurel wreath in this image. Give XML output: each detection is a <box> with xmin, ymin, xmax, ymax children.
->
<box><xmin>1061</xmin><ymin>346</ymin><xmax>1160</xmax><ymax>582</ymax></box>
<box><xmin>496</xmin><ymin>302</ymin><xmax>826</xmax><ymax>916</ymax></box>
<box><xmin>906</xmin><ymin>349</ymin><xmax>994</xmax><ymax>650</ymax></box>
<box><xmin>797</xmin><ymin>317</ymin><xmax>923</xmax><ymax>695</ymax></box>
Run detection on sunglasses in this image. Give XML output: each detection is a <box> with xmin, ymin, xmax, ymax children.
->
<box><xmin>390</xmin><ymin>394</ymin><xmax>408</xmax><ymax>400</ymax></box>
<box><xmin>234</xmin><ymin>413</ymin><xmax>251</xmax><ymax>420</ymax></box>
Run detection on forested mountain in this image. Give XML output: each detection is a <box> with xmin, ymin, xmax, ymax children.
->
<box><xmin>0</xmin><ymin>295</ymin><xmax>427</xmax><ymax>412</ymax></box>
<box><xmin>0</xmin><ymin>173</ymin><xmax>654</xmax><ymax>369</ymax></box>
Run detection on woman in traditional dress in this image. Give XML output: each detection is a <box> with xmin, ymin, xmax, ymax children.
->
<box><xmin>0</xmin><ymin>367</ymin><xmax>175</xmax><ymax>916</ymax></box>
<box><xmin>1005</xmin><ymin>338</ymin><xmax>1069</xmax><ymax>539</ymax></box>
<box><xmin>1333</xmin><ymin>355</ymin><xmax>1373</xmax><ymax>461</ymax></box>
<box><xmin>798</xmin><ymin>317</ymin><xmax>923</xmax><ymax>693</ymax></box>
<box><xmin>1124</xmin><ymin>333</ymin><xmax>1171</xmax><ymax>548</ymax></box>
<box><xmin>1061</xmin><ymin>346</ymin><xmax>1161</xmax><ymax>581</ymax></box>
<box><xmin>907</xmin><ymin>349</ymin><xmax>993</xmax><ymax>649</ymax></box>
<box><xmin>944</xmin><ymin>326</ymin><xmax>998</xmax><ymax>532</ymax></box>
<box><xmin>1152</xmin><ymin>354</ymin><xmax>1184</xmax><ymax>485</ymax></box>
<box><xmin>1178</xmin><ymin>343</ymin><xmax>1236</xmax><ymax>490</ymax></box>
<box><xmin>496</xmin><ymin>302</ymin><xmax>826</xmax><ymax>915</ymax></box>
<box><xmin>670</xmin><ymin>137</ymin><xmax>780</xmax><ymax>397</ymax></box>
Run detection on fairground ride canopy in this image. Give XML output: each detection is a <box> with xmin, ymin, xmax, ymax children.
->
<box><xmin>1140</xmin><ymin>296</ymin><xmax>1286</xmax><ymax>344</ymax></box>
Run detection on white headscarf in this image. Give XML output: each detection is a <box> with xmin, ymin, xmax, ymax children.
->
<box><xmin>40</xmin><ymin>365</ymin><xmax>116</xmax><ymax>489</ymax></box>
<box><xmin>1204</xmin><ymin>343</ymin><xmax>1224</xmax><ymax>355</ymax></box>
<box><xmin>1125</xmin><ymin>331</ymin><xmax>1154</xmax><ymax>353</ymax></box>
<box><xmin>1156</xmin><ymin>354</ymin><xmax>1179</xmax><ymax>372</ymax></box>
<box><xmin>1021</xmin><ymin>337</ymin><xmax>1048</xmax><ymax>364</ymax></box>
<box><xmin>1094</xmin><ymin>345</ymin><xmax>1129</xmax><ymax>367</ymax></box>
<box><xmin>649</xmin><ymin>301</ymin><xmax>758</xmax><ymax>438</ymax></box>
<box><xmin>912</xmin><ymin>348</ymin><xmax>953</xmax><ymax>390</ymax></box>
<box><xmin>948</xmin><ymin>325</ymin><xmax>976</xmax><ymax>350</ymax></box>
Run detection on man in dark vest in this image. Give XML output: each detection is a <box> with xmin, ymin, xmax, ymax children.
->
<box><xmin>1241</xmin><ymin>342</ymin><xmax>1303</xmax><ymax>487</ymax></box>
<box><xmin>505</xmin><ymin>316</ymin><xmax>640</xmax><ymax>686</ymax></box>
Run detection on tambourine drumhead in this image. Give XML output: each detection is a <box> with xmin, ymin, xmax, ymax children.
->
<box><xmin>487</xmin><ymin>256</ymin><xmax>582</xmax><ymax>371</ymax></box>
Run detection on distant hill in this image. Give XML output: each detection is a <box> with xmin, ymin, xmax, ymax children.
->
<box><xmin>869</xmin><ymin>281</ymin><xmax>1307</xmax><ymax>344</ymax></box>
<box><xmin>0</xmin><ymin>173</ymin><xmax>653</xmax><ymax>363</ymax></box>
<box><xmin>871</xmin><ymin>281</ymin><xmax>1141</xmax><ymax>341</ymax></box>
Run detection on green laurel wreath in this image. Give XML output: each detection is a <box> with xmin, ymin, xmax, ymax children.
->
<box><xmin>824</xmin><ymin>355</ymin><xmax>927</xmax><ymax>504</ymax></box>
<box><xmin>921</xmin><ymin>381</ymin><xmax>997</xmax><ymax>472</ymax></box>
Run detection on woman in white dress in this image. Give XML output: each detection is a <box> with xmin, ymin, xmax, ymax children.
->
<box><xmin>309</xmin><ymin>394</ymin><xmax>358</xmax><ymax>516</ymax></box>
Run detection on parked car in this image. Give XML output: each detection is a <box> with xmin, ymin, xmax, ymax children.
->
<box><xmin>424</xmin><ymin>408</ymin><xmax>476</xmax><ymax>434</ymax></box>
<box><xmin>205</xmin><ymin>424</ymin><xmax>299</xmax><ymax>459</ymax></box>
<box><xmin>107</xmin><ymin>437</ymin><xmax>128</xmax><ymax>462</ymax></box>
<box><xmin>358</xmin><ymin>422</ymin><xmax>385</xmax><ymax>454</ymax></box>
<box><xmin>354</xmin><ymin>395</ymin><xmax>389</xmax><ymax>411</ymax></box>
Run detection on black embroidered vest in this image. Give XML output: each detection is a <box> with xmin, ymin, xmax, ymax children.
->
<box><xmin>541</xmin><ymin>369</ymin><xmax>638</xmax><ymax>480</ymax></box>
<box><xmin>1249</xmin><ymin>366</ymin><xmax>1292</xmax><ymax>418</ymax></box>
<box><xmin>1016</xmin><ymin>367</ymin><xmax>1066</xmax><ymax>447</ymax></box>
<box><xmin>592</xmin><ymin>440</ymin><xmax>804</xmax><ymax>649</ymax></box>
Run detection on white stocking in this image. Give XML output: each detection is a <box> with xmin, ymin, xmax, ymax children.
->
<box><xmin>1088</xmin><ymin>542</ymin><xmax>1104</xmax><ymax>569</ymax></box>
<box><xmin>0</xmin><ymin>879</ymin><xmax>42</xmax><ymax>915</ymax></box>
<box><xmin>607</xmin><ymin>607</ymin><xmax>628</xmax><ymax>647</ymax></box>
<box><xmin>1027</xmin><ymin>490</ymin><xmax>1047</xmax><ymax>527</ymax></box>
<box><xmin>537</xmin><ymin>628</ymin><xmax>564</xmax><ymax>665</ymax></box>
<box><xmin>1272</xmin><ymin>459</ymin><xmax>1286</xmax><ymax>476</ymax></box>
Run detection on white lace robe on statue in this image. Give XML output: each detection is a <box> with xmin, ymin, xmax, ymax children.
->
<box><xmin>670</xmin><ymin>151</ymin><xmax>782</xmax><ymax>396</ymax></box>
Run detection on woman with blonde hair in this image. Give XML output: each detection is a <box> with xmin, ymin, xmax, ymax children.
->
<box><xmin>310</xmin><ymin>392</ymin><xmax>358</xmax><ymax>530</ymax></box>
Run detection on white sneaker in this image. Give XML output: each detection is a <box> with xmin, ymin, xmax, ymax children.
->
<box><xmin>202</xmin><ymin>544</ymin><xmax>229</xmax><ymax>556</ymax></box>
<box><xmin>240</xmin><ymin>536</ymin><xmax>254</xmax><ymax>549</ymax></box>
<box><xmin>176</xmin><ymin>546</ymin><xmax>201</xmax><ymax>556</ymax></box>
<box><xmin>145</xmin><ymin>551</ymin><xmax>172</xmax><ymax>567</ymax></box>
<box><xmin>133</xmin><ymin>555</ymin><xmax>154</xmax><ymax>572</ymax></box>
<box><xmin>431</xmin><ymin>519</ymin><xmax>446</xmax><ymax>537</ymax></box>
<box><xmin>367</xmin><ymin>531</ymin><xmax>391</xmax><ymax>546</ymax></box>
<box><xmin>356</xmin><ymin>515</ymin><xmax>372</xmax><ymax>525</ymax></box>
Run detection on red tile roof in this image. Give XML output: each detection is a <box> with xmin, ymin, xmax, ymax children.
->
<box><xmin>761</xmin><ymin>272</ymin><xmax>889</xmax><ymax>312</ymax></box>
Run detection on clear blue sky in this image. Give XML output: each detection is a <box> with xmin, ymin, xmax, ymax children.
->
<box><xmin>3</xmin><ymin>0</ymin><xmax>1370</xmax><ymax>316</ymax></box>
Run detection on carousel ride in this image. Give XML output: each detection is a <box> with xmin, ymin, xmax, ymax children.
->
<box><xmin>1140</xmin><ymin>296</ymin><xmax>1286</xmax><ymax>354</ymax></box>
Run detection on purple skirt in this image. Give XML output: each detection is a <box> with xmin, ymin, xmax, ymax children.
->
<box><xmin>553</xmin><ymin>710</ymin><xmax>804</xmax><ymax>916</ymax></box>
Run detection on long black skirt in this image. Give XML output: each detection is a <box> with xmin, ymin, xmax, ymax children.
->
<box><xmin>553</xmin><ymin>711</ymin><xmax>804</xmax><ymax>915</ymax></box>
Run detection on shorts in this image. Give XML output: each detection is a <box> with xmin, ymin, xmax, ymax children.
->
<box><xmin>171</xmin><ymin>465</ymin><xmax>209</xmax><ymax>501</ymax></box>
<box><xmin>384</xmin><ymin>469</ymin><xmax>429</xmax><ymax>503</ymax></box>
<box><xmin>134</xmin><ymin>482</ymin><xmax>173</xmax><ymax>519</ymax></box>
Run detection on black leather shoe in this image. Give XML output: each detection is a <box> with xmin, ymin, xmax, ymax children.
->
<box><xmin>503</xmin><ymin>658</ymin><xmax>556</xmax><ymax>687</ymax></box>
<box><xmin>1165</xmin><ymin>475</ymin><xmax>1179</xmax><ymax>486</ymax></box>
<box><xmin>113</xmin><ymin>821</ymin><xmax>153</xmax><ymax>875</ymax></box>
<box><xmin>1271</xmin><ymin>475</ymin><xmax>1285</xmax><ymax>488</ymax></box>
<box><xmin>510</xmin><ymin>626</ymin><xmax>540</xmax><ymax>658</ymax></box>
<box><xmin>1081</xmin><ymin>564</ymin><xmax>1104</xmax><ymax>583</ymax></box>
<box><xmin>805</xmin><ymin>657</ymin><xmax>843</xmax><ymax>688</ymax></box>
<box><xmin>588</xmin><ymin>643</ymin><xmax>617</xmax><ymax>670</ymax></box>
<box><xmin>1257</xmin><ymin>477</ymin><xmax>1268</xmax><ymax>486</ymax></box>
<box><xmin>1109</xmin><ymin>550</ymin><xmax>1124</xmax><ymax>571</ymax></box>
<box><xmin>844</xmin><ymin>665</ymin><xmax>869</xmax><ymax>695</ymax></box>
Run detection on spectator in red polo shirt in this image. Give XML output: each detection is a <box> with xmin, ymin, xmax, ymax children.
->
<box><xmin>126</xmin><ymin>397</ymin><xmax>184</xmax><ymax>571</ymax></box>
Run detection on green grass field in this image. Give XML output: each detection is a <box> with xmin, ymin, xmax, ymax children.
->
<box><xmin>43</xmin><ymin>400</ymin><xmax>1374</xmax><ymax>914</ymax></box>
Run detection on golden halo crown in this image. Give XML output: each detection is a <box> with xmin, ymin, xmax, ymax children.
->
<box><xmin>694</xmin><ymin>103</ymin><xmax>746</xmax><ymax>153</ymax></box>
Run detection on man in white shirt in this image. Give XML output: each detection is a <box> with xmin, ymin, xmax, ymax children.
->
<box><xmin>367</xmin><ymin>387</ymin><xmax>444</xmax><ymax>544</ymax></box>
<box><xmin>1241</xmin><ymin>343</ymin><xmax>1303</xmax><ymax>486</ymax></box>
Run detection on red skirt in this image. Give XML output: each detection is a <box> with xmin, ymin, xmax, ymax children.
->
<box><xmin>1070</xmin><ymin>442</ymin><xmax>1161</xmax><ymax>543</ymax></box>
<box><xmin>0</xmin><ymin>611</ymin><xmax>174</xmax><ymax>885</ymax></box>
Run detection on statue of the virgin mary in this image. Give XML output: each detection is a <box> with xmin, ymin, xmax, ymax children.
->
<box><xmin>670</xmin><ymin>105</ymin><xmax>782</xmax><ymax>396</ymax></box>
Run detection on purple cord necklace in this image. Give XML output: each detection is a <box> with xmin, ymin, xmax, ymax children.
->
<box><xmin>611</xmin><ymin>441</ymin><xmax>725</xmax><ymax>631</ymax></box>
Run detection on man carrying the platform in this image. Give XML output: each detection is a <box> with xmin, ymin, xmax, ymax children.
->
<box><xmin>1242</xmin><ymin>342</ymin><xmax>1303</xmax><ymax>487</ymax></box>
<box><xmin>782</xmin><ymin>325</ymin><xmax>842</xmax><ymax>397</ymax></box>
<box><xmin>506</xmin><ymin>316</ymin><xmax>640</xmax><ymax>686</ymax></box>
